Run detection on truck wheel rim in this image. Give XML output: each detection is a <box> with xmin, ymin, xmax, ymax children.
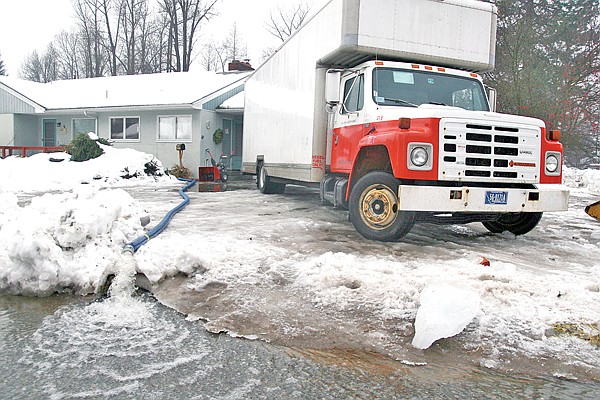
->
<box><xmin>359</xmin><ymin>184</ymin><xmax>398</xmax><ymax>230</ymax></box>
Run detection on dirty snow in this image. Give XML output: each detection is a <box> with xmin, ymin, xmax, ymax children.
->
<box><xmin>1</xmin><ymin>149</ymin><xmax>600</xmax><ymax>380</ymax></box>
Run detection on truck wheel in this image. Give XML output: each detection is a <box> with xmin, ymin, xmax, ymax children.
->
<box><xmin>349</xmin><ymin>171</ymin><xmax>415</xmax><ymax>241</ymax></box>
<box><xmin>482</xmin><ymin>212</ymin><xmax>543</xmax><ymax>235</ymax></box>
<box><xmin>257</xmin><ymin>163</ymin><xmax>285</xmax><ymax>194</ymax></box>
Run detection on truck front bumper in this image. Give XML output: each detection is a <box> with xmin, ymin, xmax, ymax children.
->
<box><xmin>398</xmin><ymin>184</ymin><xmax>570</xmax><ymax>213</ymax></box>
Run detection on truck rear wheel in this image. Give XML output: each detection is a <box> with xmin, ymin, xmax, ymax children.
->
<box><xmin>482</xmin><ymin>212</ymin><xmax>543</xmax><ymax>235</ymax></box>
<box><xmin>349</xmin><ymin>171</ymin><xmax>415</xmax><ymax>241</ymax></box>
<box><xmin>257</xmin><ymin>163</ymin><xmax>285</xmax><ymax>194</ymax></box>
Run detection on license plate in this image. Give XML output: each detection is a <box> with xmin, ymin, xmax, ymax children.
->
<box><xmin>485</xmin><ymin>191</ymin><xmax>508</xmax><ymax>205</ymax></box>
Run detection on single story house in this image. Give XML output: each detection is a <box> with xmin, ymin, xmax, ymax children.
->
<box><xmin>0</xmin><ymin>70</ymin><xmax>249</xmax><ymax>176</ymax></box>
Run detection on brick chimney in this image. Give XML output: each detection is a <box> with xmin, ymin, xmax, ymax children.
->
<box><xmin>228</xmin><ymin>59</ymin><xmax>254</xmax><ymax>71</ymax></box>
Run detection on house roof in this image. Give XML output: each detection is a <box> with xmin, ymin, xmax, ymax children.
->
<box><xmin>218</xmin><ymin>91</ymin><xmax>244</xmax><ymax>109</ymax></box>
<box><xmin>0</xmin><ymin>71</ymin><xmax>250</xmax><ymax>112</ymax></box>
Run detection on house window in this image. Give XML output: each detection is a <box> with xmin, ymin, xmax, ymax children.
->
<box><xmin>110</xmin><ymin>117</ymin><xmax>140</xmax><ymax>140</ymax></box>
<box><xmin>158</xmin><ymin>115</ymin><xmax>192</xmax><ymax>141</ymax></box>
<box><xmin>72</xmin><ymin>118</ymin><xmax>97</xmax><ymax>136</ymax></box>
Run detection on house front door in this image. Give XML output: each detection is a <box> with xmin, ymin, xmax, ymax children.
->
<box><xmin>43</xmin><ymin>119</ymin><xmax>57</xmax><ymax>147</ymax></box>
<box><xmin>231</xmin><ymin>121</ymin><xmax>243</xmax><ymax>170</ymax></box>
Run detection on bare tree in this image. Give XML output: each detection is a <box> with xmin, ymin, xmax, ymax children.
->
<box><xmin>223</xmin><ymin>23</ymin><xmax>246</xmax><ymax>63</ymax></box>
<box><xmin>97</xmin><ymin>0</ymin><xmax>122</xmax><ymax>76</ymax></box>
<box><xmin>141</xmin><ymin>13</ymin><xmax>172</xmax><ymax>73</ymax></box>
<box><xmin>74</xmin><ymin>0</ymin><xmax>107</xmax><ymax>77</ymax></box>
<box><xmin>119</xmin><ymin>0</ymin><xmax>150</xmax><ymax>74</ymax></box>
<box><xmin>202</xmin><ymin>23</ymin><xmax>248</xmax><ymax>72</ymax></box>
<box><xmin>19</xmin><ymin>45</ymin><xmax>58</xmax><ymax>83</ymax></box>
<box><xmin>199</xmin><ymin>42</ymin><xmax>221</xmax><ymax>71</ymax></box>
<box><xmin>53</xmin><ymin>30</ymin><xmax>83</xmax><ymax>80</ymax></box>
<box><xmin>486</xmin><ymin>0</ymin><xmax>600</xmax><ymax>167</ymax></box>
<box><xmin>159</xmin><ymin>0</ymin><xmax>218</xmax><ymax>72</ymax></box>
<box><xmin>265</xmin><ymin>2</ymin><xmax>309</xmax><ymax>42</ymax></box>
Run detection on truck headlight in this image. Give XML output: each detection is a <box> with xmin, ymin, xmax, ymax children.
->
<box><xmin>407</xmin><ymin>143</ymin><xmax>433</xmax><ymax>170</ymax></box>
<box><xmin>411</xmin><ymin>147</ymin><xmax>429</xmax><ymax>167</ymax></box>
<box><xmin>545</xmin><ymin>152</ymin><xmax>561</xmax><ymax>175</ymax></box>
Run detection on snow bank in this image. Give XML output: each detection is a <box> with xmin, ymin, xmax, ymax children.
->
<box><xmin>0</xmin><ymin>144</ymin><xmax>176</xmax><ymax>295</ymax></box>
<box><xmin>0</xmin><ymin>186</ymin><xmax>148</xmax><ymax>295</ymax></box>
<box><xmin>563</xmin><ymin>166</ymin><xmax>600</xmax><ymax>194</ymax></box>
<box><xmin>0</xmin><ymin>143</ymin><xmax>173</xmax><ymax>193</ymax></box>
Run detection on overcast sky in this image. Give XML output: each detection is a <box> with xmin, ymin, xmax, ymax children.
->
<box><xmin>0</xmin><ymin>0</ymin><xmax>326</xmax><ymax>77</ymax></box>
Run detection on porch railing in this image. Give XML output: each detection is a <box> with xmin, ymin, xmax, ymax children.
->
<box><xmin>0</xmin><ymin>146</ymin><xmax>67</xmax><ymax>159</ymax></box>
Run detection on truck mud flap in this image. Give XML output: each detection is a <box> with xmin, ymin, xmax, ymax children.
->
<box><xmin>585</xmin><ymin>200</ymin><xmax>600</xmax><ymax>222</ymax></box>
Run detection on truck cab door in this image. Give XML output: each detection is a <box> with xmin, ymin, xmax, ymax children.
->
<box><xmin>331</xmin><ymin>73</ymin><xmax>366</xmax><ymax>173</ymax></box>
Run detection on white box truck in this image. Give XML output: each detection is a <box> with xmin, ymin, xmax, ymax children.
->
<box><xmin>242</xmin><ymin>0</ymin><xmax>569</xmax><ymax>241</ymax></box>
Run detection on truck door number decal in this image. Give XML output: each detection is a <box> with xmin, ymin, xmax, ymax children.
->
<box><xmin>485</xmin><ymin>191</ymin><xmax>508</xmax><ymax>205</ymax></box>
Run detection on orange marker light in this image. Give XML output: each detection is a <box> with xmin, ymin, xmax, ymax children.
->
<box><xmin>425</xmin><ymin>66</ymin><xmax>433</xmax><ymax>70</ymax></box>
<box><xmin>411</xmin><ymin>64</ymin><xmax>420</xmax><ymax>69</ymax></box>
<box><xmin>399</xmin><ymin>118</ymin><xmax>411</xmax><ymax>130</ymax></box>
<box><xmin>375</xmin><ymin>61</ymin><xmax>384</xmax><ymax>66</ymax></box>
<box><xmin>548</xmin><ymin>130</ymin><xmax>561</xmax><ymax>141</ymax></box>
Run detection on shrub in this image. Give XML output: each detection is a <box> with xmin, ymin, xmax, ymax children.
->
<box><xmin>97</xmin><ymin>137</ymin><xmax>112</xmax><ymax>146</ymax></box>
<box><xmin>67</xmin><ymin>133</ymin><xmax>104</xmax><ymax>162</ymax></box>
<box><xmin>144</xmin><ymin>159</ymin><xmax>163</xmax><ymax>176</ymax></box>
<box><xmin>169</xmin><ymin>164</ymin><xmax>191</xmax><ymax>178</ymax></box>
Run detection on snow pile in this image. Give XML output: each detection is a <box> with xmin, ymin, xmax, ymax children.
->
<box><xmin>411</xmin><ymin>283</ymin><xmax>480</xmax><ymax>349</ymax></box>
<box><xmin>563</xmin><ymin>166</ymin><xmax>600</xmax><ymax>194</ymax></box>
<box><xmin>0</xmin><ymin>144</ymin><xmax>174</xmax><ymax>295</ymax></box>
<box><xmin>0</xmin><ymin>143</ymin><xmax>172</xmax><ymax>192</ymax></box>
<box><xmin>0</xmin><ymin>186</ymin><xmax>149</xmax><ymax>295</ymax></box>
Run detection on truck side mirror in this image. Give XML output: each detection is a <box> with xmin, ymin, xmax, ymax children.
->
<box><xmin>325</xmin><ymin>70</ymin><xmax>341</xmax><ymax>105</ymax></box>
<box><xmin>486</xmin><ymin>86</ymin><xmax>497</xmax><ymax>112</ymax></box>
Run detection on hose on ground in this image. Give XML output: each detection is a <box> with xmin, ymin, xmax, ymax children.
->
<box><xmin>124</xmin><ymin>177</ymin><xmax>196</xmax><ymax>254</ymax></box>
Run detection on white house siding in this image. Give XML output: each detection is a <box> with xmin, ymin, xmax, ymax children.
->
<box><xmin>14</xmin><ymin>115</ymin><xmax>39</xmax><ymax>146</ymax></box>
<box><xmin>0</xmin><ymin>114</ymin><xmax>14</xmax><ymax>146</ymax></box>
<box><xmin>81</xmin><ymin>109</ymin><xmax>231</xmax><ymax>177</ymax></box>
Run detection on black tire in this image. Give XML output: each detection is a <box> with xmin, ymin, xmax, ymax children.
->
<box><xmin>349</xmin><ymin>171</ymin><xmax>415</xmax><ymax>241</ymax></box>
<box><xmin>482</xmin><ymin>212</ymin><xmax>543</xmax><ymax>235</ymax></box>
<box><xmin>220</xmin><ymin>171</ymin><xmax>228</xmax><ymax>183</ymax></box>
<box><xmin>257</xmin><ymin>163</ymin><xmax>285</xmax><ymax>194</ymax></box>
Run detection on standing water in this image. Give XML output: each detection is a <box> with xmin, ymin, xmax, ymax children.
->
<box><xmin>1</xmin><ymin>183</ymin><xmax>599</xmax><ymax>398</ymax></box>
<box><xmin>1</xmin><ymin>292</ymin><xmax>599</xmax><ymax>399</ymax></box>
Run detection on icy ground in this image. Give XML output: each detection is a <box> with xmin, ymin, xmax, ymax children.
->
<box><xmin>1</xmin><ymin>148</ymin><xmax>599</xmax><ymax>382</ymax></box>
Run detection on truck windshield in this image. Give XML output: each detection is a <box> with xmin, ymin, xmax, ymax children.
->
<box><xmin>372</xmin><ymin>68</ymin><xmax>490</xmax><ymax>112</ymax></box>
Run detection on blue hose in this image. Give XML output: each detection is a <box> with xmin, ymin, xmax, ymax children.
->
<box><xmin>124</xmin><ymin>177</ymin><xmax>196</xmax><ymax>254</ymax></box>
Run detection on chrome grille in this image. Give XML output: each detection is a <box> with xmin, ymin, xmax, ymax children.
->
<box><xmin>439</xmin><ymin>119</ymin><xmax>541</xmax><ymax>183</ymax></box>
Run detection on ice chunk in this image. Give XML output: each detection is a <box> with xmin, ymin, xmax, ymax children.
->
<box><xmin>412</xmin><ymin>283</ymin><xmax>480</xmax><ymax>349</ymax></box>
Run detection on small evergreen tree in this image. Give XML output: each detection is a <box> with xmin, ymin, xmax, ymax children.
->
<box><xmin>67</xmin><ymin>133</ymin><xmax>104</xmax><ymax>162</ymax></box>
<box><xmin>0</xmin><ymin>51</ymin><xmax>7</xmax><ymax>76</ymax></box>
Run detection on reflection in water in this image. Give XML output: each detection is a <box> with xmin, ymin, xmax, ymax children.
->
<box><xmin>1</xmin><ymin>295</ymin><xmax>599</xmax><ymax>400</ymax></box>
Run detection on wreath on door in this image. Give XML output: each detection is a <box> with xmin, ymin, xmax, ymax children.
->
<box><xmin>213</xmin><ymin>128</ymin><xmax>223</xmax><ymax>144</ymax></box>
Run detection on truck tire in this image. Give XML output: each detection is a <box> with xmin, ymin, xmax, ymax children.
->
<box><xmin>349</xmin><ymin>171</ymin><xmax>415</xmax><ymax>241</ymax></box>
<box><xmin>482</xmin><ymin>212</ymin><xmax>543</xmax><ymax>235</ymax></box>
<box><xmin>257</xmin><ymin>163</ymin><xmax>285</xmax><ymax>194</ymax></box>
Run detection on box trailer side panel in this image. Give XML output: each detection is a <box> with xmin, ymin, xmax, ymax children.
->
<box><xmin>320</xmin><ymin>0</ymin><xmax>497</xmax><ymax>71</ymax></box>
<box><xmin>242</xmin><ymin>0</ymin><xmax>498</xmax><ymax>182</ymax></box>
<box><xmin>242</xmin><ymin>0</ymin><xmax>345</xmax><ymax>182</ymax></box>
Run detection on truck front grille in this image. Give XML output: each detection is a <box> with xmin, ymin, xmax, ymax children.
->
<box><xmin>439</xmin><ymin>119</ymin><xmax>541</xmax><ymax>184</ymax></box>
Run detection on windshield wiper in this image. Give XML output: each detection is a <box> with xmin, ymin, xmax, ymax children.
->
<box><xmin>379</xmin><ymin>97</ymin><xmax>418</xmax><ymax>107</ymax></box>
<box><xmin>428</xmin><ymin>101</ymin><xmax>449</xmax><ymax>106</ymax></box>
